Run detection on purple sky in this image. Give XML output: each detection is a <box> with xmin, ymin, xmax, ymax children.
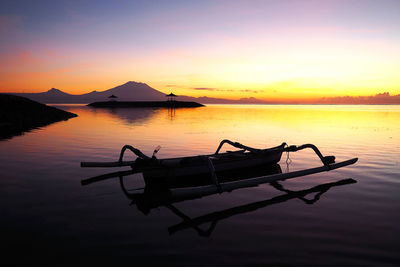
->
<box><xmin>1</xmin><ymin>0</ymin><xmax>399</xmax><ymax>99</ymax></box>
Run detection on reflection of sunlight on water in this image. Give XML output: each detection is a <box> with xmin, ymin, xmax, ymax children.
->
<box><xmin>2</xmin><ymin>104</ymin><xmax>399</xmax><ymax>181</ymax></box>
<box><xmin>15</xmin><ymin>104</ymin><xmax>400</xmax><ymax>167</ymax></box>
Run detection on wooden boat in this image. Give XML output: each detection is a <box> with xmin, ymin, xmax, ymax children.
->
<box><xmin>81</xmin><ymin>140</ymin><xmax>358</xmax><ymax>236</ymax></box>
<box><xmin>81</xmin><ymin>139</ymin><xmax>358</xmax><ymax>190</ymax></box>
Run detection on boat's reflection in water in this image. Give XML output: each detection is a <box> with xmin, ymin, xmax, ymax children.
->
<box><xmin>82</xmin><ymin>165</ymin><xmax>357</xmax><ymax>237</ymax></box>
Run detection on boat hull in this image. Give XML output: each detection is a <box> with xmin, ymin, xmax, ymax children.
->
<box><xmin>142</xmin><ymin>143</ymin><xmax>285</xmax><ymax>187</ymax></box>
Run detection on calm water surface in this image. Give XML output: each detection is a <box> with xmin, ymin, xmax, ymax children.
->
<box><xmin>1</xmin><ymin>105</ymin><xmax>399</xmax><ymax>266</ymax></box>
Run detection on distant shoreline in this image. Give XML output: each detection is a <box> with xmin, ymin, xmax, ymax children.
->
<box><xmin>87</xmin><ymin>101</ymin><xmax>204</xmax><ymax>108</ymax></box>
<box><xmin>47</xmin><ymin>102</ymin><xmax>400</xmax><ymax>107</ymax></box>
<box><xmin>6</xmin><ymin>81</ymin><xmax>400</xmax><ymax>105</ymax></box>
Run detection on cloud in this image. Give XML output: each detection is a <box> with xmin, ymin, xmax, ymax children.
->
<box><xmin>191</xmin><ymin>88</ymin><xmax>263</xmax><ymax>93</ymax></box>
<box><xmin>193</xmin><ymin>87</ymin><xmax>216</xmax><ymax>91</ymax></box>
<box><xmin>192</xmin><ymin>87</ymin><xmax>236</xmax><ymax>92</ymax></box>
<box><xmin>319</xmin><ymin>92</ymin><xmax>400</xmax><ymax>104</ymax></box>
<box><xmin>239</xmin><ymin>89</ymin><xmax>264</xmax><ymax>93</ymax></box>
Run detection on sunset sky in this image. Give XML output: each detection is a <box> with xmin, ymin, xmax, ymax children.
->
<box><xmin>1</xmin><ymin>0</ymin><xmax>399</xmax><ymax>100</ymax></box>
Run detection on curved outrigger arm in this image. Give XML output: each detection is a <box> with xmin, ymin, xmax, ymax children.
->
<box><xmin>214</xmin><ymin>139</ymin><xmax>262</xmax><ymax>154</ymax></box>
<box><xmin>214</xmin><ymin>140</ymin><xmax>335</xmax><ymax>167</ymax></box>
<box><xmin>284</xmin><ymin>144</ymin><xmax>336</xmax><ymax>168</ymax></box>
<box><xmin>118</xmin><ymin>145</ymin><xmax>150</xmax><ymax>162</ymax></box>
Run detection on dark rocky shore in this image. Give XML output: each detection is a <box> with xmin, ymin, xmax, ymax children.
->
<box><xmin>0</xmin><ymin>94</ymin><xmax>77</xmax><ymax>140</ymax></box>
<box><xmin>88</xmin><ymin>101</ymin><xmax>204</xmax><ymax>108</ymax></box>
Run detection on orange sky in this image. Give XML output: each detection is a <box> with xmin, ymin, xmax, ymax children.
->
<box><xmin>1</xmin><ymin>0</ymin><xmax>400</xmax><ymax>100</ymax></box>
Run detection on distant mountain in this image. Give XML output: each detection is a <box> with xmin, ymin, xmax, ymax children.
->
<box><xmin>8</xmin><ymin>81</ymin><xmax>270</xmax><ymax>104</ymax></box>
<box><xmin>11</xmin><ymin>88</ymin><xmax>79</xmax><ymax>103</ymax></box>
<box><xmin>10</xmin><ymin>82</ymin><xmax>167</xmax><ymax>104</ymax></box>
<box><xmin>81</xmin><ymin>81</ymin><xmax>166</xmax><ymax>101</ymax></box>
<box><xmin>11</xmin><ymin>88</ymin><xmax>83</xmax><ymax>103</ymax></box>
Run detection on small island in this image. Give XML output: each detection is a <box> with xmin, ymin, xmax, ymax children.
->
<box><xmin>0</xmin><ymin>94</ymin><xmax>77</xmax><ymax>140</ymax></box>
<box><xmin>88</xmin><ymin>101</ymin><xmax>204</xmax><ymax>108</ymax></box>
<box><xmin>88</xmin><ymin>92</ymin><xmax>204</xmax><ymax>108</ymax></box>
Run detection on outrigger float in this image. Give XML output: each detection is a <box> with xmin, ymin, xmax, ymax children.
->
<box><xmin>81</xmin><ymin>139</ymin><xmax>358</xmax><ymax>195</ymax></box>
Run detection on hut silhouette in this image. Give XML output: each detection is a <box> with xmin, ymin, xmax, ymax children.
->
<box><xmin>166</xmin><ymin>93</ymin><xmax>177</xmax><ymax>102</ymax></box>
<box><xmin>108</xmin><ymin>94</ymin><xmax>118</xmax><ymax>101</ymax></box>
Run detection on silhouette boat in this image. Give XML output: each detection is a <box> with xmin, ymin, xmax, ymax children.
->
<box><xmin>81</xmin><ymin>165</ymin><xmax>357</xmax><ymax>237</ymax></box>
<box><xmin>81</xmin><ymin>139</ymin><xmax>358</xmax><ymax>190</ymax></box>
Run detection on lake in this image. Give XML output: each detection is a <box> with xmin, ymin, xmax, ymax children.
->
<box><xmin>1</xmin><ymin>104</ymin><xmax>399</xmax><ymax>266</ymax></box>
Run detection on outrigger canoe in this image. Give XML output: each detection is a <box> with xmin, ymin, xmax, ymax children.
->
<box><xmin>81</xmin><ymin>139</ymin><xmax>358</xmax><ymax>190</ymax></box>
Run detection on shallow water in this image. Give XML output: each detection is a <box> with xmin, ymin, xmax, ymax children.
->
<box><xmin>1</xmin><ymin>104</ymin><xmax>399</xmax><ymax>265</ymax></box>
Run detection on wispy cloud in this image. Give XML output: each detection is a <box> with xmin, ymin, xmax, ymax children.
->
<box><xmin>239</xmin><ymin>89</ymin><xmax>264</xmax><ymax>93</ymax></box>
<box><xmin>193</xmin><ymin>87</ymin><xmax>217</xmax><ymax>91</ymax></box>
<box><xmin>192</xmin><ymin>87</ymin><xmax>236</xmax><ymax>92</ymax></box>
<box><xmin>191</xmin><ymin>87</ymin><xmax>263</xmax><ymax>93</ymax></box>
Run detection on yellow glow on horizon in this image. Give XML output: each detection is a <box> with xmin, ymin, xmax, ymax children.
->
<box><xmin>1</xmin><ymin>37</ymin><xmax>399</xmax><ymax>100</ymax></box>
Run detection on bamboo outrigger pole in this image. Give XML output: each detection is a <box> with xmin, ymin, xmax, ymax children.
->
<box><xmin>168</xmin><ymin>158</ymin><xmax>358</xmax><ymax>199</ymax></box>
